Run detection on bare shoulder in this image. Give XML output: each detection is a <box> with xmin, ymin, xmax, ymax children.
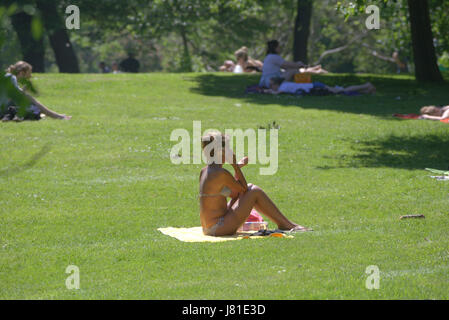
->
<box><xmin>200</xmin><ymin>166</ymin><xmax>225</xmax><ymax>178</ymax></box>
<box><xmin>199</xmin><ymin>167</ymin><xmax>207</xmax><ymax>181</ymax></box>
<box><xmin>215</xmin><ymin>168</ymin><xmax>235</xmax><ymax>181</ymax></box>
<box><xmin>205</xmin><ymin>167</ymin><xmax>232</xmax><ymax>180</ymax></box>
<box><xmin>215</xmin><ymin>167</ymin><xmax>232</xmax><ymax>175</ymax></box>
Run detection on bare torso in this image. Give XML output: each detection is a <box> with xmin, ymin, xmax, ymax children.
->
<box><xmin>199</xmin><ymin>166</ymin><xmax>233</xmax><ymax>229</ymax></box>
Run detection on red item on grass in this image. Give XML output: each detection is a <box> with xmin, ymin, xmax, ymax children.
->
<box><xmin>392</xmin><ymin>113</ymin><xmax>421</xmax><ymax>119</ymax></box>
<box><xmin>393</xmin><ymin>113</ymin><xmax>449</xmax><ymax>123</ymax></box>
<box><xmin>246</xmin><ymin>209</ymin><xmax>264</xmax><ymax>222</ymax></box>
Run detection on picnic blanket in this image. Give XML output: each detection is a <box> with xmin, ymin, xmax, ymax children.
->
<box><xmin>244</xmin><ymin>84</ymin><xmax>360</xmax><ymax>96</ymax></box>
<box><xmin>393</xmin><ymin>114</ymin><xmax>449</xmax><ymax>123</ymax></box>
<box><xmin>157</xmin><ymin>227</ymin><xmax>293</xmax><ymax>243</ymax></box>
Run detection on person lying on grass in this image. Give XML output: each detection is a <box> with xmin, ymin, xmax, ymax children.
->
<box><xmin>199</xmin><ymin>131</ymin><xmax>310</xmax><ymax>236</ymax></box>
<box><xmin>419</xmin><ymin>105</ymin><xmax>449</xmax><ymax>121</ymax></box>
<box><xmin>264</xmin><ymin>77</ymin><xmax>376</xmax><ymax>95</ymax></box>
<box><xmin>2</xmin><ymin>61</ymin><xmax>71</xmax><ymax>122</ymax></box>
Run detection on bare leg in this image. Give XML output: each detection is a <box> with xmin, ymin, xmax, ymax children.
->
<box><xmin>215</xmin><ymin>184</ymin><xmax>302</xmax><ymax>236</ymax></box>
<box><xmin>26</xmin><ymin>94</ymin><xmax>71</xmax><ymax>119</ymax></box>
<box><xmin>325</xmin><ymin>82</ymin><xmax>375</xmax><ymax>94</ymax></box>
<box><xmin>343</xmin><ymin>82</ymin><xmax>375</xmax><ymax>94</ymax></box>
<box><xmin>307</xmin><ymin>65</ymin><xmax>321</xmax><ymax>72</ymax></box>
<box><xmin>310</xmin><ymin>65</ymin><xmax>329</xmax><ymax>74</ymax></box>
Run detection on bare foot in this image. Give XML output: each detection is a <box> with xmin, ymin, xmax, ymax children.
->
<box><xmin>277</xmin><ymin>222</ymin><xmax>311</xmax><ymax>232</ymax></box>
<box><xmin>278</xmin><ymin>223</ymin><xmax>313</xmax><ymax>232</ymax></box>
<box><xmin>289</xmin><ymin>225</ymin><xmax>313</xmax><ymax>232</ymax></box>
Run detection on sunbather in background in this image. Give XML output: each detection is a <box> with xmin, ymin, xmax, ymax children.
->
<box><xmin>300</xmin><ymin>64</ymin><xmax>329</xmax><ymax>74</ymax></box>
<box><xmin>233</xmin><ymin>47</ymin><xmax>263</xmax><ymax>73</ymax></box>
<box><xmin>419</xmin><ymin>105</ymin><xmax>449</xmax><ymax>120</ymax></box>
<box><xmin>265</xmin><ymin>77</ymin><xmax>376</xmax><ymax>95</ymax></box>
<box><xmin>219</xmin><ymin>46</ymin><xmax>263</xmax><ymax>73</ymax></box>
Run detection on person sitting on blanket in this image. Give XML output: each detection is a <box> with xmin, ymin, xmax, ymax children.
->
<box><xmin>265</xmin><ymin>77</ymin><xmax>376</xmax><ymax>95</ymax></box>
<box><xmin>199</xmin><ymin>131</ymin><xmax>309</xmax><ymax>236</ymax></box>
<box><xmin>2</xmin><ymin>61</ymin><xmax>71</xmax><ymax>121</ymax></box>
<box><xmin>259</xmin><ymin>39</ymin><xmax>328</xmax><ymax>88</ymax></box>
<box><xmin>419</xmin><ymin>105</ymin><xmax>449</xmax><ymax>121</ymax></box>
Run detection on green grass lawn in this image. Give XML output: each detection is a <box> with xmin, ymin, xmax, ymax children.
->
<box><xmin>1</xmin><ymin>72</ymin><xmax>448</xmax><ymax>299</ymax></box>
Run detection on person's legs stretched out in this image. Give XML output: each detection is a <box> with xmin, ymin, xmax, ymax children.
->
<box><xmin>213</xmin><ymin>184</ymin><xmax>308</xmax><ymax>236</ymax></box>
<box><xmin>326</xmin><ymin>82</ymin><xmax>376</xmax><ymax>94</ymax></box>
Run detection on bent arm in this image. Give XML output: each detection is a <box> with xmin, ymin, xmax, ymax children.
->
<box><xmin>222</xmin><ymin>170</ymin><xmax>246</xmax><ymax>195</ymax></box>
<box><xmin>232</xmin><ymin>162</ymin><xmax>248</xmax><ymax>192</ymax></box>
<box><xmin>421</xmin><ymin>110</ymin><xmax>449</xmax><ymax>121</ymax></box>
<box><xmin>227</xmin><ymin>197</ymin><xmax>238</xmax><ymax>211</ymax></box>
<box><xmin>281</xmin><ymin>61</ymin><xmax>305</xmax><ymax>69</ymax></box>
<box><xmin>442</xmin><ymin>109</ymin><xmax>449</xmax><ymax>119</ymax></box>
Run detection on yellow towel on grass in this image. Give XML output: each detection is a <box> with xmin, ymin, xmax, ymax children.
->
<box><xmin>157</xmin><ymin>227</ymin><xmax>293</xmax><ymax>243</ymax></box>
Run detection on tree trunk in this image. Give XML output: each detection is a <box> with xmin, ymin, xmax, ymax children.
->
<box><xmin>180</xmin><ymin>26</ymin><xmax>192</xmax><ymax>72</ymax></box>
<box><xmin>36</xmin><ymin>0</ymin><xmax>80</xmax><ymax>73</ymax></box>
<box><xmin>407</xmin><ymin>0</ymin><xmax>443</xmax><ymax>82</ymax></box>
<box><xmin>10</xmin><ymin>12</ymin><xmax>45</xmax><ymax>72</ymax></box>
<box><xmin>293</xmin><ymin>0</ymin><xmax>313</xmax><ymax>64</ymax></box>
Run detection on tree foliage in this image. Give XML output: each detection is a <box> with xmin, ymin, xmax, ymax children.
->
<box><xmin>1</xmin><ymin>0</ymin><xmax>448</xmax><ymax>75</ymax></box>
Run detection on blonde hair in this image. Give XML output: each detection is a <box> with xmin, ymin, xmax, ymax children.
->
<box><xmin>6</xmin><ymin>61</ymin><xmax>32</xmax><ymax>76</ymax></box>
<box><xmin>201</xmin><ymin>131</ymin><xmax>230</xmax><ymax>164</ymax></box>
<box><xmin>420</xmin><ymin>106</ymin><xmax>441</xmax><ymax>116</ymax></box>
<box><xmin>234</xmin><ymin>47</ymin><xmax>248</xmax><ymax>61</ymax></box>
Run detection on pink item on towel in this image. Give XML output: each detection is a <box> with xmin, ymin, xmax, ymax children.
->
<box><xmin>246</xmin><ymin>209</ymin><xmax>264</xmax><ymax>222</ymax></box>
<box><xmin>237</xmin><ymin>210</ymin><xmax>267</xmax><ymax>232</ymax></box>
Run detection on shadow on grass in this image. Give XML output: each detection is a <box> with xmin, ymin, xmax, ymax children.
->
<box><xmin>0</xmin><ymin>143</ymin><xmax>51</xmax><ymax>179</ymax></box>
<box><xmin>187</xmin><ymin>73</ymin><xmax>449</xmax><ymax>117</ymax></box>
<box><xmin>318</xmin><ymin>134</ymin><xmax>449</xmax><ymax>170</ymax></box>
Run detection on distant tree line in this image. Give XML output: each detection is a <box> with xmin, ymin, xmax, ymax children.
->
<box><xmin>1</xmin><ymin>0</ymin><xmax>448</xmax><ymax>82</ymax></box>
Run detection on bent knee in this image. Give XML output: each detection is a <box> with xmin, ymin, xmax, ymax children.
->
<box><xmin>247</xmin><ymin>184</ymin><xmax>262</xmax><ymax>193</ymax></box>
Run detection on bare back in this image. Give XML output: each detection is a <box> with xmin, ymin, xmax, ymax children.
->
<box><xmin>199</xmin><ymin>167</ymin><xmax>233</xmax><ymax>229</ymax></box>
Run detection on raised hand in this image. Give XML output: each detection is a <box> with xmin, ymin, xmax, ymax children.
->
<box><xmin>238</xmin><ymin>156</ymin><xmax>249</xmax><ymax>168</ymax></box>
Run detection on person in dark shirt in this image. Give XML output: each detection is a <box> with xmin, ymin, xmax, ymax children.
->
<box><xmin>119</xmin><ymin>53</ymin><xmax>140</xmax><ymax>73</ymax></box>
<box><xmin>98</xmin><ymin>62</ymin><xmax>110</xmax><ymax>73</ymax></box>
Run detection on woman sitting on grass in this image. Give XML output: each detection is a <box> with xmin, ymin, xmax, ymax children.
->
<box><xmin>265</xmin><ymin>77</ymin><xmax>376</xmax><ymax>95</ymax></box>
<box><xmin>219</xmin><ymin>47</ymin><xmax>263</xmax><ymax>73</ymax></box>
<box><xmin>233</xmin><ymin>47</ymin><xmax>263</xmax><ymax>73</ymax></box>
<box><xmin>259</xmin><ymin>40</ymin><xmax>328</xmax><ymax>88</ymax></box>
<box><xmin>2</xmin><ymin>61</ymin><xmax>71</xmax><ymax>122</ymax></box>
<box><xmin>199</xmin><ymin>131</ymin><xmax>309</xmax><ymax>236</ymax></box>
<box><xmin>419</xmin><ymin>105</ymin><xmax>449</xmax><ymax>121</ymax></box>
